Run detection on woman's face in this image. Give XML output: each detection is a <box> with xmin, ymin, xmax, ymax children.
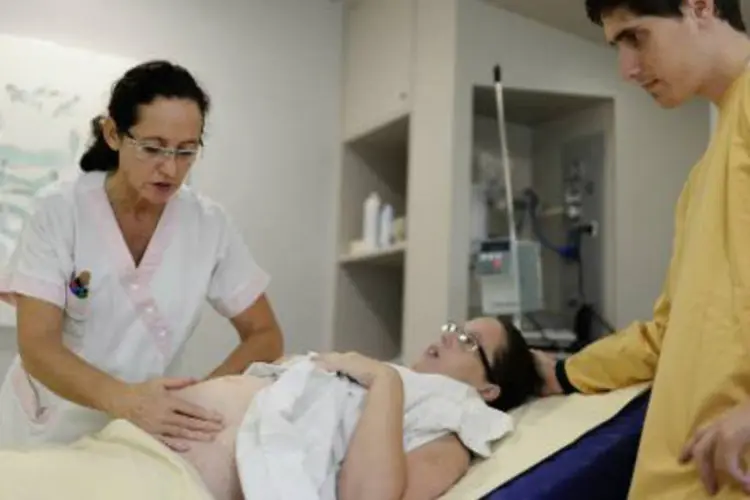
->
<box><xmin>104</xmin><ymin>97</ymin><xmax>203</xmax><ymax>205</ymax></box>
<box><xmin>412</xmin><ymin>317</ymin><xmax>506</xmax><ymax>402</ymax></box>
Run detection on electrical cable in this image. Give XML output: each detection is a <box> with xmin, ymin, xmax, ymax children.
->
<box><xmin>520</xmin><ymin>190</ymin><xmax>617</xmax><ymax>344</ymax></box>
<box><xmin>522</xmin><ymin>188</ymin><xmax>580</xmax><ymax>261</ymax></box>
<box><xmin>487</xmin><ymin>64</ymin><xmax>615</xmax><ymax>345</ymax></box>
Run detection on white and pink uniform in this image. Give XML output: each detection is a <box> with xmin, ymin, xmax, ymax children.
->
<box><xmin>0</xmin><ymin>171</ymin><xmax>270</xmax><ymax>448</ymax></box>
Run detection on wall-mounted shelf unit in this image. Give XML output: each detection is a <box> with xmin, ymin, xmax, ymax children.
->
<box><xmin>339</xmin><ymin>240</ymin><xmax>407</xmax><ymax>266</ymax></box>
<box><xmin>330</xmin><ymin>0</ymin><xmax>414</xmax><ymax>361</ymax></box>
<box><xmin>342</xmin><ymin>0</ymin><xmax>414</xmax><ymax>142</ymax></box>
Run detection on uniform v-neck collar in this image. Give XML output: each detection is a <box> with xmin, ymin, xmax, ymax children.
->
<box><xmin>85</xmin><ymin>172</ymin><xmax>179</xmax><ymax>283</ymax></box>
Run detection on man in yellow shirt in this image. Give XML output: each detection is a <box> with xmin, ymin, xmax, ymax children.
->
<box><xmin>535</xmin><ymin>0</ymin><xmax>750</xmax><ymax>497</ymax></box>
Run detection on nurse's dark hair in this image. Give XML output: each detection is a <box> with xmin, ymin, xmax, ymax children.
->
<box><xmin>585</xmin><ymin>0</ymin><xmax>745</xmax><ymax>32</ymax></box>
<box><xmin>486</xmin><ymin>317</ymin><xmax>544</xmax><ymax>412</ymax></box>
<box><xmin>79</xmin><ymin>60</ymin><xmax>211</xmax><ymax>173</ymax></box>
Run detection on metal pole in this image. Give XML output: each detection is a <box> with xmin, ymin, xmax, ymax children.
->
<box><xmin>493</xmin><ymin>65</ymin><xmax>523</xmax><ymax>328</ymax></box>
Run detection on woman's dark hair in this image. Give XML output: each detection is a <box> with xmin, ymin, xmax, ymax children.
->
<box><xmin>79</xmin><ymin>60</ymin><xmax>211</xmax><ymax>173</ymax></box>
<box><xmin>486</xmin><ymin>317</ymin><xmax>544</xmax><ymax>412</ymax></box>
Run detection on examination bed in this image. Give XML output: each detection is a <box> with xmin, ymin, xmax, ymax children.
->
<box><xmin>485</xmin><ymin>388</ymin><xmax>649</xmax><ymax>499</ymax></box>
<box><xmin>441</xmin><ymin>384</ymin><xmax>651</xmax><ymax>500</ymax></box>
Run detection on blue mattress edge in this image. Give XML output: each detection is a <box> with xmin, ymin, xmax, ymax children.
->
<box><xmin>484</xmin><ymin>389</ymin><xmax>651</xmax><ymax>500</ymax></box>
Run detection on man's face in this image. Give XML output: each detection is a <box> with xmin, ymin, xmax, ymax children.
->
<box><xmin>603</xmin><ymin>7</ymin><xmax>706</xmax><ymax>107</ymax></box>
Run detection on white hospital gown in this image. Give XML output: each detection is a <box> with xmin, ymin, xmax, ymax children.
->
<box><xmin>0</xmin><ymin>171</ymin><xmax>270</xmax><ymax>448</ymax></box>
<box><xmin>236</xmin><ymin>356</ymin><xmax>513</xmax><ymax>500</ymax></box>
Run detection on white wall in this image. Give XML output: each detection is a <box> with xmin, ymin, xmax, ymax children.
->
<box><xmin>0</xmin><ymin>0</ymin><xmax>343</xmax><ymax>376</ymax></box>
<box><xmin>403</xmin><ymin>0</ymin><xmax>463</xmax><ymax>361</ymax></box>
<box><xmin>449</xmin><ymin>1</ymin><xmax>709</xmax><ymax>332</ymax></box>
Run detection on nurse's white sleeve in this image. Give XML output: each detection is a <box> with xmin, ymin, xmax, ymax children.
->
<box><xmin>207</xmin><ymin>212</ymin><xmax>270</xmax><ymax>319</ymax></box>
<box><xmin>0</xmin><ymin>195</ymin><xmax>71</xmax><ymax>309</ymax></box>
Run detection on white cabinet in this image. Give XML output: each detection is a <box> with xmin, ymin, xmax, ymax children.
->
<box><xmin>343</xmin><ymin>0</ymin><xmax>415</xmax><ymax>140</ymax></box>
<box><xmin>331</xmin><ymin>0</ymin><xmax>415</xmax><ymax>360</ymax></box>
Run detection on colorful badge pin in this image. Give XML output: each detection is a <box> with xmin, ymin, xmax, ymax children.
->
<box><xmin>69</xmin><ymin>270</ymin><xmax>91</xmax><ymax>299</ymax></box>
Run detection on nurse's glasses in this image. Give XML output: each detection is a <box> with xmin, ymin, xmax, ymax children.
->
<box><xmin>442</xmin><ymin>321</ymin><xmax>496</xmax><ymax>385</ymax></box>
<box><xmin>124</xmin><ymin>131</ymin><xmax>201</xmax><ymax>166</ymax></box>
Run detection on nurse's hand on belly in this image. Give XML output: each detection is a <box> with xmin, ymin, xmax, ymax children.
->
<box><xmin>111</xmin><ymin>377</ymin><xmax>226</xmax><ymax>452</ymax></box>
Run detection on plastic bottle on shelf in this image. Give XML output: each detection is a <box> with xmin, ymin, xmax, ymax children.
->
<box><xmin>379</xmin><ymin>203</ymin><xmax>394</xmax><ymax>248</ymax></box>
<box><xmin>362</xmin><ymin>192</ymin><xmax>381</xmax><ymax>250</ymax></box>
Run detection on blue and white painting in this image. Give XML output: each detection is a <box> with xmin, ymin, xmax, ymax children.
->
<box><xmin>0</xmin><ymin>34</ymin><xmax>134</xmax><ymax>325</ymax></box>
<box><xmin>0</xmin><ymin>85</ymin><xmax>82</xmax><ymax>254</ymax></box>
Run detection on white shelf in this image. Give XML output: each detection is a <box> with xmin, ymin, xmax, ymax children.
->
<box><xmin>339</xmin><ymin>241</ymin><xmax>406</xmax><ymax>267</ymax></box>
<box><xmin>344</xmin><ymin>108</ymin><xmax>410</xmax><ymax>145</ymax></box>
<box><xmin>332</xmin><ymin>0</ymin><xmax>413</xmax><ymax>362</ymax></box>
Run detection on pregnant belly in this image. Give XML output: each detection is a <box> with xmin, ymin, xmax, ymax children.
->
<box><xmin>171</xmin><ymin>375</ymin><xmax>271</xmax><ymax>500</ymax></box>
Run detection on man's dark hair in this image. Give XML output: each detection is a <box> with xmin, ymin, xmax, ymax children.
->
<box><xmin>486</xmin><ymin>317</ymin><xmax>544</xmax><ymax>412</ymax></box>
<box><xmin>585</xmin><ymin>0</ymin><xmax>746</xmax><ymax>32</ymax></box>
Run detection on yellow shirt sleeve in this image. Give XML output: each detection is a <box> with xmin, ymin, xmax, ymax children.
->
<box><xmin>727</xmin><ymin>94</ymin><xmax>750</xmax><ymax>339</ymax></box>
<box><xmin>556</xmin><ymin>184</ymin><xmax>690</xmax><ymax>394</ymax></box>
<box><xmin>556</xmin><ymin>293</ymin><xmax>669</xmax><ymax>393</ymax></box>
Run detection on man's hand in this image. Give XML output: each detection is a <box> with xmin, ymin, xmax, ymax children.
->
<box><xmin>531</xmin><ymin>349</ymin><xmax>563</xmax><ymax>396</ymax></box>
<box><xmin>680</xmin><ymin>402</ymin><xmax>750</xmax><ymax>495</ymax></box>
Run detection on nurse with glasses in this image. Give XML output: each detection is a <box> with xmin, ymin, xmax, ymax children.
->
<box><xmin>0</xmin><ymin>60</ymin><xmax>284</xmax><ymax>451</ymax></box>
<box><xmin>124</xmin><ymin>130</ymin><xmax>202</xmax><ymax>164</ymax></box>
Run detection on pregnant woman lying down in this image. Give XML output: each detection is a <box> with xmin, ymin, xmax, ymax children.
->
<box><xmin>0</xmin><ymin>317</ymin><xmax>543</xmax><ymax>500</ymax></box>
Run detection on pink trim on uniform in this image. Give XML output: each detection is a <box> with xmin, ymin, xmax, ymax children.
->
<box><xmin>119</xmin><ymin>273</ymin><xmax>172</xmax><ymax>354</ymax></box>
<box><xmin>0</xmin><ymin>271</ymin><xmax>65</xmax><ymax>308</ymax></box>
<box><xmin>0</xmin><ymin>272</ymin><xmax>16</xmax><ymax>306</ymax></box>
<box><xmin>214</xmin><ymin>275</ymin><xmax>270</xmax><ymax>318</ymax></box>
<box><xmin>0</xmin><ymin>292</ymin><xmax>15</xmax><ymax>306</ymax></box>
<box><xmin>88</xmin><ymin>183</ymin><xmax>180</xmax><ymax>359</ymax></box>
<box><xmin>88</xmin><ymin>189</ymin><xmax>133</xmax><ymax>278</ymax></box>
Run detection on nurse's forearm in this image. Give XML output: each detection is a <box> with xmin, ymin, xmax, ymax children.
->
<box><xmin>16</xmin><ymin>296</ymin><xmax>127</xmax><ymax>415</ymax></box>
<box><xmin>19</xmin><ymin>338</ymin><xmax>126</xmax><ymax>414</ymax></box>
<box><xmin>207</xmin><ymin>328</ymin><xmax>283</xmax><ymax>378</ymax></box>
<box><xmin>207</xmin><ymin>294</ymin><xmax>284</xmax><ymax>378</ymax></box>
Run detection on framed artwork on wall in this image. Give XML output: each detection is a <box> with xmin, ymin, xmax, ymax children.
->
<box><xmin>0</xmin><ymin>34</ymin><xmax>135</xmax><ymax>326</ymax></box>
